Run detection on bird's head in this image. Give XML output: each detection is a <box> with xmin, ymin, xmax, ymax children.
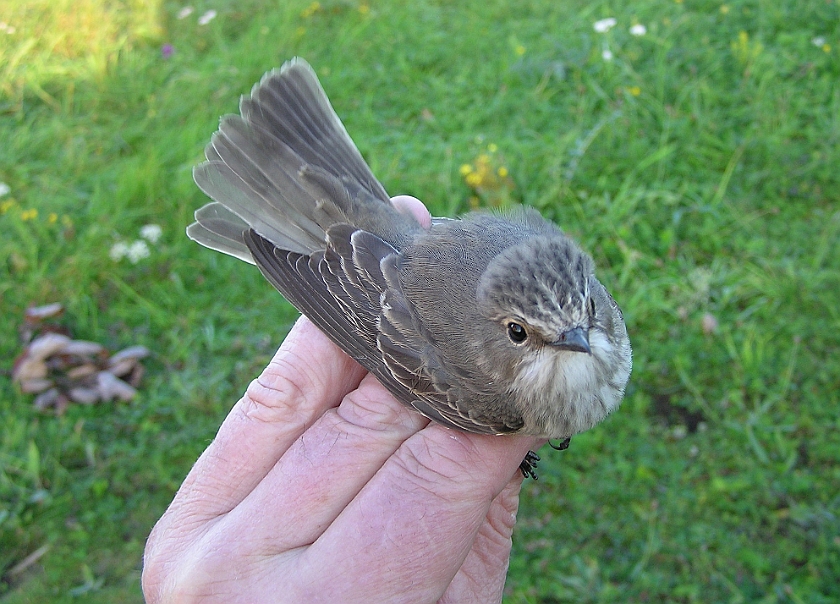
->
<box><xmin>475</xmin><ymin>234</ymin><xmax>631</xmax><ymax>438</ymax></box>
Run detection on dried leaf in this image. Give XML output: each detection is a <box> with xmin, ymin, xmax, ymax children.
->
<box><xmin>66</xmin><ymin>364</ymin><xmax>99</xmax><ymax>380</ymax></box>
<box><xmin>12</xmin><ymin>357</ymin><xmax>48</xmax><ymax>382</ymax></box>
<box><xmin>62</xmin><ymin>340</ymin><xmax>105</xmax><ymax>356</ymax></box>
<box><xmin>26</xmin><ymin>333</ymin><xmax>71</xmax><ymax>360</ymax></box>
<box><xmin>97</xmin><ymin>371</ymin><xmax>137</xmax><ymax>401</ymax></box>
<box><xmin>25</xmin><ymin>303</ymin><xmax>64</xmax><ymax>322</ymax></box>
<box><xmin>20</xmin><ymin>378</ymin><xmax>54</xmax><ymax>393</ymax></box>
<box><xmin>109</xmin><ymin>345</ymin><xmax>150</xmax><ymax>365</ymax></box>
<box><xmin>68</xmin><ymin>387</ymin><xmax>100</xmax><ymax>404</ymax></box>
<box><xmin>107</xmin><ymin>358</ymin><xmax>137</xmax><ymax>378</ymax></box>
<box><xmin>16</xmin><ymin>306</ymin><xmax>149</xmax><ymax>409</ymax></box>
<box><xmin>33</xmin><ymin>388</ymin><xmax>60</xmax><ymax>410</ymax></box>
<box><xmin>126</xmin><ymin>363</ymin><xmax>145</xmax><ymax>387</ymax></box>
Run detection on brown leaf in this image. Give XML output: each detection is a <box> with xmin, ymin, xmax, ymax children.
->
<box><xmin>97</xmin><ymin>371</ymin><xmax>137</xmax><ymax>401</ymax></box>
<box><xmin>66</xmin><ymin>363</ymin><xmax>99</xmax><ymax>380</ymax></box>
<box><xmin>25</xmin><ymin>303</ymin><xmax>64</xmax><ymax>323</ymax></box>
<box><xmin>12</xmin><ymin>357</ymin><xmax>48</xmax><ymax>382</ymax></box>
<box><xmin>62</xmin><ymin>340</ymin><xmax>105</xmax><ymax>356</ymax></box>
<box><xmin>109</xmin><ymin>345</ymin><xmax>150</xmax><ymax>365</ymax></box>
<box><xmin>33</xmin><ymin>388</ymin><xmax>60</xmax><ymax>410</ymax></box>
<box><xmin>20</xmin><ymin>378</ymin><xmax>54</xmax><ymax>394</ymax></box>
<box><xmin>126</xmin><ymin>363</ymin><xmax>145</xmax><ymax>387</ymax></box>
<box><xmin>68</xmin><ymin>387</ymin><xmax>99</xmax><ymax>404</ymax></box>
<box><xmin>26</xmin><ymin>333</ymin><xmax>71</xmax><ymax>360</ymax></box>
<box><xmin>107</xmin><ymin>358</ymin><xmax>137</xmax><ymax>378</ymax></box>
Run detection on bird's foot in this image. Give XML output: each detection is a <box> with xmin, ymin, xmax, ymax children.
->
<box><xmin>549</xmin><ymin>437</ymin><xmax>572</xmax><ymax>451</ymax></box>
<box><xmin>519</xmin><ymin>450</ymin><xmax>541</xmax><ymax>480</ymax></box>
<box><xmin>520</xmin><ymin>438</ymin><xmax>572</xmax><ymax>479</ymax></box>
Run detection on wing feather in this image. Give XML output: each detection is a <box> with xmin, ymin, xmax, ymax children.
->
<box><xmin>244</xmin><ymin>227</ymin><xmax>518</xmax><ymax>433</ymax></box>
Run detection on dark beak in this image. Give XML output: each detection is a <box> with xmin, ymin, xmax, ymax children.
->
<box><xmin>553</xmin><ymin>327</ymin><xmax>591</xmax><ymax>354</ymax></box>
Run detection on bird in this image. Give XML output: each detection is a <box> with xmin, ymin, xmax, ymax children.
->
<box><xmin>187</xmin><ymin>58</ymin><xmax>632</xmax><ymax>466</ymax></box>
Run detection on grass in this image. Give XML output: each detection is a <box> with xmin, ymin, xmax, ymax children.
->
<box><xmin>1</xmin><ymin>0</ymin><xmax>838</xmax><ymax>601</ymax></box>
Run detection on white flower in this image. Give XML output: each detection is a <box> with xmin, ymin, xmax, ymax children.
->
<box><xmin>198</xmin><ymin>9</ymin><xmax>217</xmax><ymax>25</ymax></box>
<box><xmin>0</xmin><ymin>22</ymin><xmax>16</xmax><ymax>34</ymax></box>
<box><xmin>602</xmin><ymin>48</ymin><xmax>614</xmax><ymax>61</ymax></box>
<box><xmin>140</xmin><ymin>224</ymin><xmax>163</xmax><ymax>244</ymax></box>
<box><xmin>811</xmin><ymin>36</ymin><xmax>826</xmax><ymax>47</ymax></box>
<box><xmin>630</xmin><ymin>24</ymin><xmax>647</xmax><ymax>36</ymax></box>
<box><xmin>110</xmin><ymin>241</ymin><xmax>129</xmax><ymax>261</ymax></box>
<box><xmin>0</xmin><ymin>182</ymin><xmax>10</xmax><ymax>197</ymax></box>
<box><xmin>177</xmin><ymin>6</ymin><xmax>194</xmax><ymax>19</ymax></box>
<box><xmin>593</xmin><ymin>18</ymin><xmax>617</xmax><ymax>33</ymax></box>
<box><xmin>126</xmin><ymin>240</ymin><xmax>151</xmax><ymax>263</ymax></box>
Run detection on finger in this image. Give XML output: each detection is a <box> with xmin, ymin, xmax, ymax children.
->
<box><xmin>391</xmin><ymin>194</ymin><xmax>432</xmax><ymax>229</ymax></box>
<box><xmin>146</xmin><ymin>374</ymin><xmax>430</xmax><ymax>604</ymax></box>
<box><xmin>144</xmin><ymin>318</ymin><xmax>365</xmax><ymax>563</ymax></box>
<box><xmin>212</xmin><ymin>372</ymin><xmax>428</xmax><ymax>553</ymax></box>
<box><xmin>439</xmin><ymin>474</ymin><xmax>523</xmax><ymax>603</ymax></box>
<box><xmin>291</xmin><ymin>428</ymin><xmax>541</xmax><ymax>603</ymax></box>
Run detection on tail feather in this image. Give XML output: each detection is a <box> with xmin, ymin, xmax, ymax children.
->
<box><xmin>196</xmin><ymin>115</ymin><xmax>333</xmax><ymax>252</ymax></box>
<box><xmin>188</xmin><ymin>57</ymin><xmax>399</xmax><ymax>259</ymax></box>
<box><xmin>186</xmin><ymin>203</ymin><xmax>254</xmax><ymax>264</ymax></box>
<box><xmin>243</xmin><ymin>60</ymin><xmax>390</xmax><ymax>203</ymax></box>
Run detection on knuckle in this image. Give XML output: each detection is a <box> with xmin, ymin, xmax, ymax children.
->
<box><xmin>392</xmin><ymin>432</ymin><xmax>490</xmax><ymax>500</ymax></box>
<box><xmin>241</xmin><ymin>353</ymin><xmax>323</xmax><ymax>425</ymax></box>
<box><xmin>335</xmin><ymin>380</ymin><xmax>425</xmax><ymax>434</ymax></box>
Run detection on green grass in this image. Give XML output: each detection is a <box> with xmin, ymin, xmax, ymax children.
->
<box><xmin>1</xmin><ymin>0</ymin><xmax>839</xmax><ymax>601</ymax></box>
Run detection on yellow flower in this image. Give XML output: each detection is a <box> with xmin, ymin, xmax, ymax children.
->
<box><xmin>358</xmin><ymin>3</ymin><xmax>370</xmax><ymax>14</ymax></box>
<box><xmin>720</xmin><ymin>5</ymin><xmax>730</xmax><ymax>14</ymax></box>
<box><xmin>465</xmin><ymin>172</ymin><xmax>482</xmax><ymax>187</ymax></box>
<box><xmin>515</xmin><ymin>44</ymin><xmax>526</xmax><ymax>56</ymax></box>
<box><xmin>459</xmin><ymin>164</ymin><xmax>474</xmax><ymax>176</ymax></box>
<box><xmin>823</xmin><ymin>44</ymin><xmax>832</xmax><ymax>53</ymax></box>
<box><xmin>497</xmin><ymin>167</ymin><xmax>508</xmax><ymax>177</ymax></box>
<box><xmin>628</xmin><ymin>86</ymin><xmax>641</xmax><ymax>96</ymax></box>
<box><xmin>487</xmin><ymin>143</ymin><xmax>498</xmax><ymax>153</ymax></box>
<box><xmin>48</xmin><ymin>212</ymin><xmax>58</xmax><ymax>224</ymax></box>
<box><xmin>21</xmin><ymin>208</ymin><xmax>38</xmax><ymax>221</ymax></box>
<box><xmin>1</xmin><ymin>199</ymin><xmax>15</xmax><ymax>214</ymax></box>
<box><xmin>732</xmin><ymin>30</ymin><xmax>763</xmax><ymax>64</ymax></box>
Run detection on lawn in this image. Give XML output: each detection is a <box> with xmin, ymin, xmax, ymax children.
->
<box><xmin>1</xmin><ymin>0</ymin><xmax>839</xmax><ymax>602</ymax></box>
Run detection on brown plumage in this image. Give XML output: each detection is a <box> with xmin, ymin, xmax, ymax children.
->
<box><xmin>188</xmin><ymin>58</ymin><xmax>632</xmax><ymax>439</ymax></box>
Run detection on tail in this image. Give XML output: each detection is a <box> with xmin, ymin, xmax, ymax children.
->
<box><xmin>187</xmin><ymin>57</ymin><xmax>416</xmax><ymax>260</ymax></box>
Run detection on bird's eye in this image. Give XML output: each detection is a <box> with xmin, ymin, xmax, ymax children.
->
<box><xmin>507</xmin><ymin>322</ymin><xmax>528</xmax><ymax>343</ymax></box>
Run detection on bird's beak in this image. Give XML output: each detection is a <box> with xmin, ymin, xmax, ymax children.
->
<box><xmin>553</xmin><ymin>327</ymin><xmax>591</xmax><ymax>354</ymax></box>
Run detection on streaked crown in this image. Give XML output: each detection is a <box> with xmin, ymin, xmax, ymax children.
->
<box><xmin>476</xmin><ymin>235</ymin><xmax>594</xmax><ymax>340</ymax></box>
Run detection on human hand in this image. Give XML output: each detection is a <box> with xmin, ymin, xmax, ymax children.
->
<box><xmin>142</xmin><ymin>197</ymin><xmax>542</xmax><ymax>603</ymax></box>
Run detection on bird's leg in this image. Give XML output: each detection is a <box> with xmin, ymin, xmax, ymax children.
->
<box><xmin>519</xmin><ymin>450</ymin><xmax>541</xmax><ymax>480</ymax></box>
<box><xmin>549</xmin><ymin>437</ymin><xmax>572</xmax><ymax>451</ymax></box>
<box><xmin>519</xmin><ymin>438</ymin><xmax>572</xmax><ymax>479</ymax></box>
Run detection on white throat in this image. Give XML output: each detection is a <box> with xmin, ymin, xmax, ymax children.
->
<box><xmin>511</xmin><ymin>329</ymin><xmax>623</xmax><ymax>438</ymax></box>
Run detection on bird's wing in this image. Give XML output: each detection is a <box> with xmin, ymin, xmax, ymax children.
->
<box><xmin>376</xmin><ymin>254</ymin><xmax>524</xmax><ymax>434</ymax></box>
<box><xmin>244</xmin><ymin>227</ymin><xmax>521</xmax><ymax>435</ymax></box>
